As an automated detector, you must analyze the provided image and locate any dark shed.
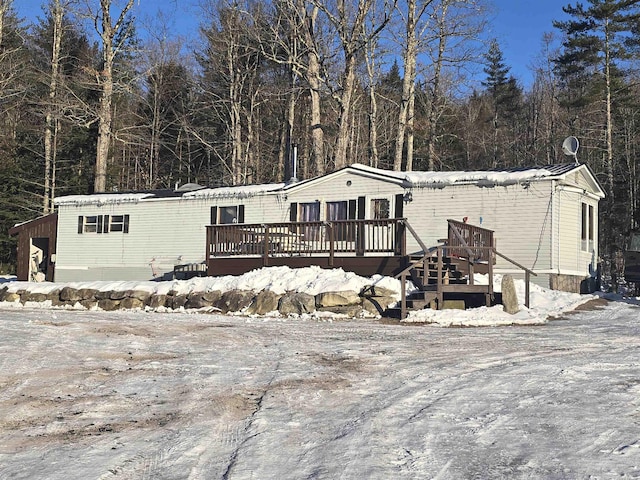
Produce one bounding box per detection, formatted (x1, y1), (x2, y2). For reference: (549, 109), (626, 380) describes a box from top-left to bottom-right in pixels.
(8, 213), (58, 282)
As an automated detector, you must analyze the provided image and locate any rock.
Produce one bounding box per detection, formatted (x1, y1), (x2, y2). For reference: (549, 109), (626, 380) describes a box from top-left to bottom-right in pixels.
(3, 292), (21, 303)
(0, 286), (8, 301)
(148, 294), (168, 309)
(22, 292), (49, 303)
(278, 292), (316, 316)
(501, 274), (519, 314)
(46, 290), (64, 306)
(171, 294), (188, 310)
(109, 291), (128, 300)
(361, 296), (396, 315)
(80, 299), (97, 309)
(360, 285), (396, 298)
(98, 299), (120, 311)
(186, 290), (221, 309)
(317, 304), (364, 318)
(59, 287), (82, 302)
(315, 291), (360, 307)
(125, 290), (152, 303)
(120, 297), (145, 310)
(216, 289), (254, 313)
(77, 288), (98, 300)
(246, 290), (281, 315)
(202, 291), (222, 304)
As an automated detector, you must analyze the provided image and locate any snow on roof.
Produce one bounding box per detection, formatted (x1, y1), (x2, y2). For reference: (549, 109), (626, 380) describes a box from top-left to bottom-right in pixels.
(350, 163), (557, 188)
(183, 183), (285, 199)
(54, 183), (285, 206)
(54, 193), (155, 206)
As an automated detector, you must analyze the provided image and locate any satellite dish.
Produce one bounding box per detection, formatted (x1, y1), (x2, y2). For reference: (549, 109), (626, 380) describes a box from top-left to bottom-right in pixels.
(562, 136), (579, 163)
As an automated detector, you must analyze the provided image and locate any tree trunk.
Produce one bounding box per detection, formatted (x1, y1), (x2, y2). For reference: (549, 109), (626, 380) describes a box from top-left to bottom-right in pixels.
(94, 0), (135, 193)
(44, 0), (64, 213)
(394, 0), (417, 171)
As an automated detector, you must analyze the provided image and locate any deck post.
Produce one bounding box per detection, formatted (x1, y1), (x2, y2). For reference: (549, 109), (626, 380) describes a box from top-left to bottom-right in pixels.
(206, 227), (211, 274)
(400, 271), (407, 320)
(328, 223), (334, 266)
(525, 271), (531, 308)
(437, 246), (443, 309)
(263, 226), (270, 266)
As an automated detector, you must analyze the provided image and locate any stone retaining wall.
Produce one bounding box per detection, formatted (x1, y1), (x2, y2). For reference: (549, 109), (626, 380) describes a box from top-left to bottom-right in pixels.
(0, 285), (398, 318)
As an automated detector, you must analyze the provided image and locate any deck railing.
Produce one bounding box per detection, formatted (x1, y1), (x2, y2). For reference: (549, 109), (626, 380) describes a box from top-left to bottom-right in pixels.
(206, 218), (406, 260)
(446, 219), (495, 263)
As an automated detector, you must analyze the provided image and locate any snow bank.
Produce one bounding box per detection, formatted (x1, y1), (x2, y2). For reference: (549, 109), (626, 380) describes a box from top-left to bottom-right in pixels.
(0, 267), (596, 326)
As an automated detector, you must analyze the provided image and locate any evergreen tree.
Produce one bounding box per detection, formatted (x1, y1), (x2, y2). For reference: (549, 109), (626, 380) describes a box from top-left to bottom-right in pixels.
(481, 39), (522, 167)
(554, 0), (640, 254)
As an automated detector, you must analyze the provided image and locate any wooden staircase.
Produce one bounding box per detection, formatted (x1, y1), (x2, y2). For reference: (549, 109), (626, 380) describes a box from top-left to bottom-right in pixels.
(386, 248), (495, 318)
(387, 219), (536, 320)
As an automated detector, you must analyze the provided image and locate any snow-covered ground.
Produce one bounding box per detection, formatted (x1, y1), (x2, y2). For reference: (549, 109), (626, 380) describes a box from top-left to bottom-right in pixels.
(1, 269), (639, 479)
(0, 266), (597, 326)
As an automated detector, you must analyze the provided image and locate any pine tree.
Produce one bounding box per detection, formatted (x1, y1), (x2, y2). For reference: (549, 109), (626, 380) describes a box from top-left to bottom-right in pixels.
(554, 0), (640, 254)
(482, 39), (522, 167)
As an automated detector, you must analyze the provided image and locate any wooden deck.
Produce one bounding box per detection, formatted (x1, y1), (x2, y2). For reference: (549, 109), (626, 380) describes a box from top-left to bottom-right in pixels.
(206, 219), (408, 277)
(206, 218), (534, 318)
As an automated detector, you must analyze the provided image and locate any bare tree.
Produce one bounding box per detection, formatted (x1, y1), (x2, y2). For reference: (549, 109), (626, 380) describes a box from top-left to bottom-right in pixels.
(43, 0), (77, 213)
(312, 0), (394, 170)
(90, 0), (135, 192)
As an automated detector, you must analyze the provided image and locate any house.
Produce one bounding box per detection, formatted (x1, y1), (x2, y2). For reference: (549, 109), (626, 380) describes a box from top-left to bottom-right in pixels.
(15, 163), (604, 293)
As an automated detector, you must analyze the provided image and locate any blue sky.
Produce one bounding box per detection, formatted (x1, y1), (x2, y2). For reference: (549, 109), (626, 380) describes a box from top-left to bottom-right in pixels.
(15, 0), (568, 89)
(490, 0), (569, 86)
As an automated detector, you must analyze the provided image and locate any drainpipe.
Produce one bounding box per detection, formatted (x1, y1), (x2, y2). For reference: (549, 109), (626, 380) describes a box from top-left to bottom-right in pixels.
(551, 180), (557, 275)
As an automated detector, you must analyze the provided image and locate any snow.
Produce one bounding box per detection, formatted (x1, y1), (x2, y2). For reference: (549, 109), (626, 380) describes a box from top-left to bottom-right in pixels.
(0, 279), (638, 478)
(350, 163), (554, 188)
(1, 267), (595, 326)
(54, 193), (155, 206)
(183, 183), (285, 199)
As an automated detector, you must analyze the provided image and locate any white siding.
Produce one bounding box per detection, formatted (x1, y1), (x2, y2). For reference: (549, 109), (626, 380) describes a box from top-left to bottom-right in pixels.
(404, 182), (554, 278)
(55, 193), (287, 281)
(54, 165), (602, 285)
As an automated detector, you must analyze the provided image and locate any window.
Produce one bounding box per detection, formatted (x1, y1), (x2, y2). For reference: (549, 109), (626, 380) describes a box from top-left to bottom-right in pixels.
(211, 205), (245, 224)
(109, 215), (126, 232)
(300, 202), (320, 222)
(371, 198), (390, 219)
(83, 215), (99, 233)
(581, 202), (594, 251)
(220, 206), (239, 224)
(326, 201), (347, 221)
(78, 215), (129, 234)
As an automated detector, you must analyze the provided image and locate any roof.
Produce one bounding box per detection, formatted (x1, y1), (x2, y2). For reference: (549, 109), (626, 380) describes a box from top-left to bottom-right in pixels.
(9, 213), (58, 236)
(348, 163), (589, 188)
(53, 163), (604, 207)
(54, 183), (285, 206)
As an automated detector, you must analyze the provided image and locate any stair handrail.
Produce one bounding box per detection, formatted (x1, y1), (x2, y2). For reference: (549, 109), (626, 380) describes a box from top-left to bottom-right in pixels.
(402, 219), (430, 253)
(447, 222), (477, 262)
(492, 248), (537, 308)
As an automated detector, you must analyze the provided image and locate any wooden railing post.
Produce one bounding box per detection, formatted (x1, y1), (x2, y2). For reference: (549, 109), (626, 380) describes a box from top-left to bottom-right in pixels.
(437, 246), (443, 309)
(401, 271), (407, 320)
(263, 225), (270, 266)
(328, 223), (334, 266)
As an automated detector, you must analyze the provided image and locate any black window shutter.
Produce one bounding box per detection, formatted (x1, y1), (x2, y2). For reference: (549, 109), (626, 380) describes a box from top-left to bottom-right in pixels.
(210, 206), (218, 225)
(78, 216), (83, 234)
(357, 196), (366, 219)
(395, 194), (404, 218)
(103, 215), (110, 233)
(289, 202), (297, 222)
(348, 199), (357, 219)
(97, 215), (103, 234)
(123, 215), (130, 234)
(238, 205), (245, 223)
